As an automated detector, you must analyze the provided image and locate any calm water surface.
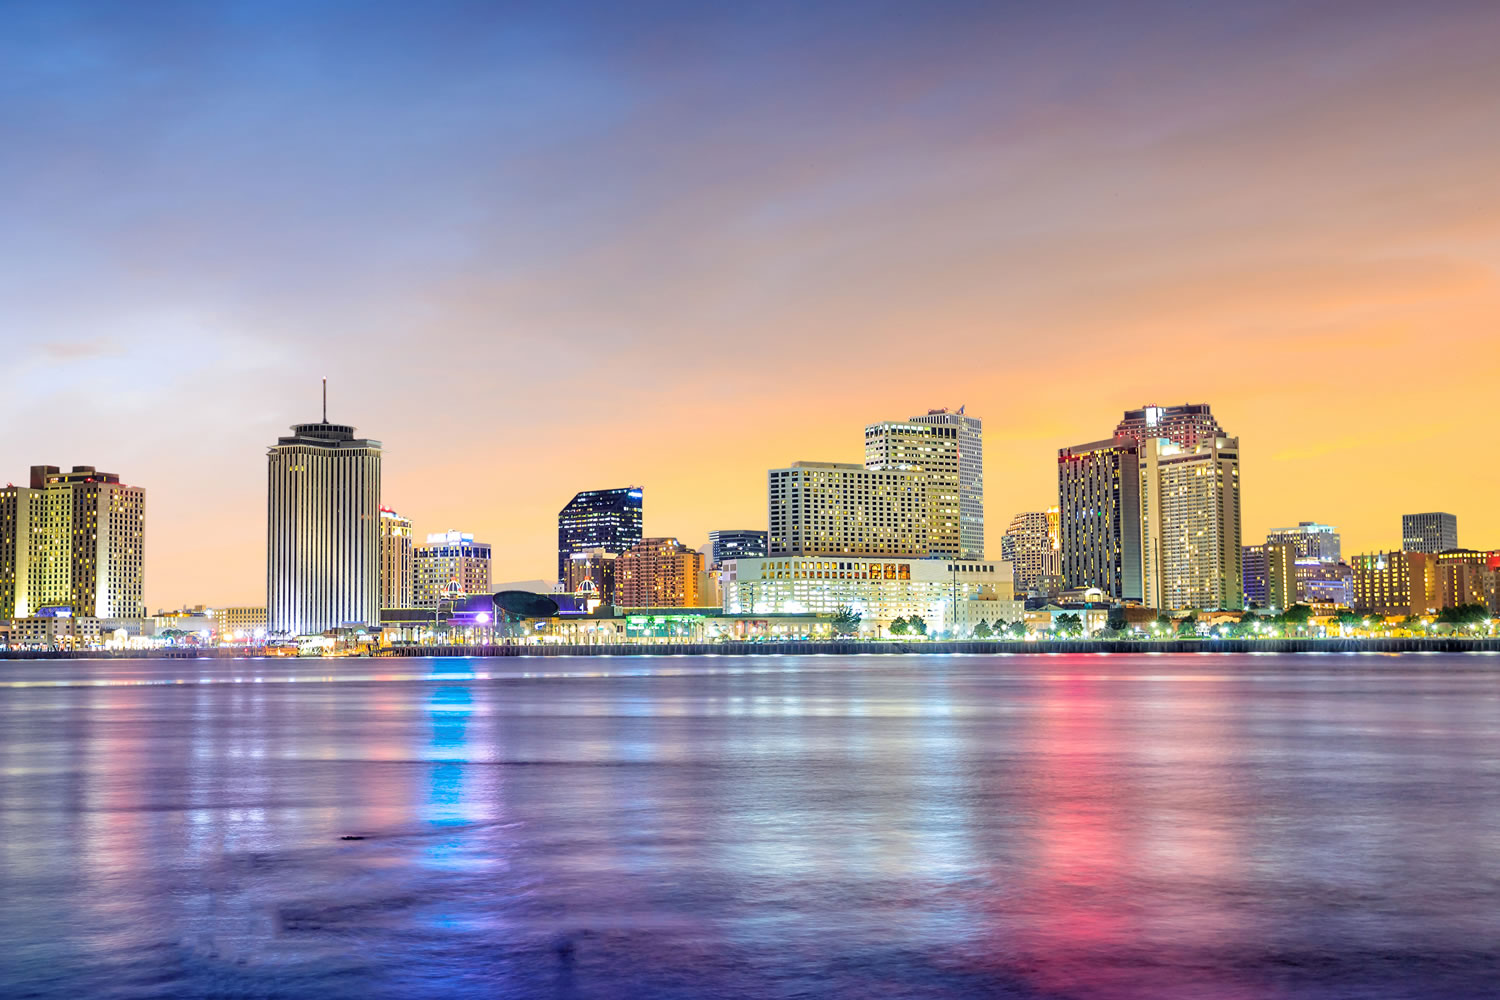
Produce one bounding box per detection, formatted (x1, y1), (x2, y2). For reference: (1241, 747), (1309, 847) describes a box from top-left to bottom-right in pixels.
(1, 653), (1497, 999)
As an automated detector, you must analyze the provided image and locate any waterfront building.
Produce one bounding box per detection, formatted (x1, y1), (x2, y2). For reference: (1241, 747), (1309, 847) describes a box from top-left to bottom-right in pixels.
(1057, 439), (1144, 602)
(1114, 403), (1224, 449)
(1350, 551), (1440, 616)
(1139, 435), (1243, 611)
(564, 548), (617, 605)
(707, 529), (768, 569)
(379, 507), (414, 608)
(0, 465), (145, 620)
(212, 606), (268, 641)
(866, 416), (969, 558)
(1435, 550), (1500, 614)
(615, 537), (704, 607)
(721, 555), (1019, 636)
(768, 462), (928, 558)
(414, 530), (492, 606)
(1296, 560), (1354, 608)
(1266, 522), (1341, 564)
(908, 408), (984, 559)
(557, 487), (643, 583)
(1402, 512), (1457, 554)
(266, 403), (381, 636)
(1001, 510), (1060, 595)
(1242, 543), (1295, 611)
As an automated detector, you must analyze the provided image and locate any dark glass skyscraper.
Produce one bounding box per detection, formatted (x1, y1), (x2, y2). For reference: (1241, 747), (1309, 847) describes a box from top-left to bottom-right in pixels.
(557, 487), (643, 582)
(707, 529), (768, 569)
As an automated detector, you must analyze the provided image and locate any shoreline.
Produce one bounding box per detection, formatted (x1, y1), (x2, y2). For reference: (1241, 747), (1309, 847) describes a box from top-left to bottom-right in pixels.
(3, 636), (1499, 659)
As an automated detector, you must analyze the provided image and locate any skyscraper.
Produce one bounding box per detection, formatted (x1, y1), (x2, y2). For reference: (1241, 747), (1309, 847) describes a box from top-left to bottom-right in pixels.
(1057, 438), (1144, 601)
(378, 507), (414, 608)
(1402, 512), (1457, 553)
(1139, 435), (1243, 611)
(615, 538), (704, 607)
(1242, 542), (1295, 611)
(266, 395), (381, 636)
(907, 408), (983, 558)
(707, 529), (768, 569)
(865, 420), (962, 558)
(0, 465), (145, 619)
(1001, 510), (1059, 594)
(413, 530), (491, 606)
(1114, 403), (1224, 449)
(557, 487), (643, 583)
(769, 462), (927, 558)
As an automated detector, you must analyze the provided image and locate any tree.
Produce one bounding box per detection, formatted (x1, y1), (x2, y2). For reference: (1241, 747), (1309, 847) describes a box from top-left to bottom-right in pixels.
(908, 616), (928, 637)
(1008, 620), (1029, 639)
(889, 616), (909, 636)
(1436, 603), (1490, 626)
(1107, 613), (1128, 632)
(1277, 604), (1313, 626)
(1176, 613), (1200, 637)
(973, 619), (993, 639)
(831, 605), (862, 636)
(1054, 612), (1083, 637)
(1154, 614), (1173, 635)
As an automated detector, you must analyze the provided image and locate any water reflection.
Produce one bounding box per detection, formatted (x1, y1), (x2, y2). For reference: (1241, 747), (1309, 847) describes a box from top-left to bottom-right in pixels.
(1, 654), (1498, 998)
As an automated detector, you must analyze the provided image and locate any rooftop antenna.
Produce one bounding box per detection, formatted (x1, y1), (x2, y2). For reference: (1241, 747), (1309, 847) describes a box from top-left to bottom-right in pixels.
(322, 377), (327, 422)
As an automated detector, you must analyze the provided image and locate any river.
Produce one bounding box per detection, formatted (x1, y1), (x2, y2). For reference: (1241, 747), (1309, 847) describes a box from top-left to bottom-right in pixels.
(1, 653), (1497, 998)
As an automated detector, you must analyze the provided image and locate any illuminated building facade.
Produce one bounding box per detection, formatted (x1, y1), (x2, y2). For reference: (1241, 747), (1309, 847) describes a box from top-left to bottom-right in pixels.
(378, 507), (414, 609)
(721, 555), (1019, 636)
(908, 408), (984, 559)
(1001, 509), (1060, 595)
(615, 537), (704, 607)
(1242, 543), (1295, 611)
(1296, 560), (1354, 608)
(1057, 439), (1144, 602)
(212, 606), (268, 640)
(1114, 402), (1224, 449)
(414, 530), (492, 607)
(1351, 551), (1439, 616)
(0, 465), (145, 619)
(865, 418), (963, 558)
(266, 414), (381, 635)
(557, 487), (643, 583)
(1265, 521), (1341, 564)
(769, 462), (928, 557)
(1435, 550), (1500, 613)
(1402, 512), (1457, 554)
(1139, 435), (1243, 611)
(707, 529), (768, 569)
(565, 548), (617, 605)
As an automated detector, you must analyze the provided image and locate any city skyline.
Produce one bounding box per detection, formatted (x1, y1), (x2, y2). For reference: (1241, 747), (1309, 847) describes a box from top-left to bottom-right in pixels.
(5, 1), (1499, 608)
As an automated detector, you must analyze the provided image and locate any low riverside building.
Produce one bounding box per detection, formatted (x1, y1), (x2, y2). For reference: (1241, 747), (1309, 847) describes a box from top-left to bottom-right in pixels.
(721, 555), (1020, 637)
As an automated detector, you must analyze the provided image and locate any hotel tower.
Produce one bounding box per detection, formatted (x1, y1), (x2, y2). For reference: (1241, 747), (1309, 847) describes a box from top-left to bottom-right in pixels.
(266, 386), (381, 635)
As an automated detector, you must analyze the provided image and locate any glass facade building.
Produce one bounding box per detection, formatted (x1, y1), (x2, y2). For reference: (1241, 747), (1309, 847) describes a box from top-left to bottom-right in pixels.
(557, 487), (644, 583)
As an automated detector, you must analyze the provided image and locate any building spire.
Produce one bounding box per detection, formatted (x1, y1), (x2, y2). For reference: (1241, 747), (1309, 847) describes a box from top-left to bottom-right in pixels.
(322, 377), (327, 422)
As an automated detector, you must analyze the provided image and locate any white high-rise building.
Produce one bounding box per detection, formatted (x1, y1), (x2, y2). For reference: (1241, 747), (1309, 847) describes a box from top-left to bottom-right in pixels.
(1139, 436), (1243, 611)
(908, 408), (983, 558)
(0, 465), (145, 619)
(266, 397), (381, 636)
(768, 462), (927, 558)
(865, 420), (962, 558)
(379, 507), (414, 608)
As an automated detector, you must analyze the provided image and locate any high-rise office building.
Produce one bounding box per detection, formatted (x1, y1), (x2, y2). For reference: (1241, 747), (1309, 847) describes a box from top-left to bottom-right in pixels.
(1114, 403), (1224, 449)
(1266, 522), (1341, 563)
(1001, 510), (1060, 594)
(1059, 406), (1242, 610)
(378, 507), (414, 608)
(1057, 439), (1144, 602)
(266, 401), (381, 636)
(707, 529), (768, 569)
(557, 487), (643, 583)
(769, 462), (927, 558)
(1242, 543), (1295, 611)
(866, 416), (970, 559)
(1402, 512), (1457, 553)
(1351, 551), (1440, 616)
(615, 537), (705, 607)
(0, 465), (145, 619)
(1139, 435), (1243, 611)
(414, 530), (492, 607)
(907, 408), (983, 558)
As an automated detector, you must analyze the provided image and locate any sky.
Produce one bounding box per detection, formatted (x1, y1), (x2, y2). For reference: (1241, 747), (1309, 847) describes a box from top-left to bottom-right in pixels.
(3, 0), (1498, 609)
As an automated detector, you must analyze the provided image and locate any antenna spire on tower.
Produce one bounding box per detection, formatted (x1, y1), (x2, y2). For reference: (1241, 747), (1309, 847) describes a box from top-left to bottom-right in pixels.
(322, 377), (327, 422)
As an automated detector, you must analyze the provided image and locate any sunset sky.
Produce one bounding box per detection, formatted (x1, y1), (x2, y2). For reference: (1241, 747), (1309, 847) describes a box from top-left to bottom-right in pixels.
(3, 0), (1498, 608)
